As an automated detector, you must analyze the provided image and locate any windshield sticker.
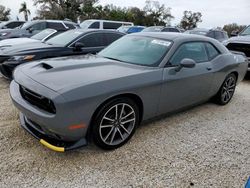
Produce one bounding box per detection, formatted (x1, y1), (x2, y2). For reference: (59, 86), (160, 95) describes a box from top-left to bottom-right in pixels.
(151, 40), (171, 47)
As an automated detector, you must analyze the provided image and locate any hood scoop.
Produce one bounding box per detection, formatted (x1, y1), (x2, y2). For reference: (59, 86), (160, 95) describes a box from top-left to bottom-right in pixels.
(40, 63), (53, 70)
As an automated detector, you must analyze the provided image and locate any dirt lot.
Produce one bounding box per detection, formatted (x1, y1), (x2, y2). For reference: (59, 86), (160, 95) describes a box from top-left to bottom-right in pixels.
(0, 75), (249, 188)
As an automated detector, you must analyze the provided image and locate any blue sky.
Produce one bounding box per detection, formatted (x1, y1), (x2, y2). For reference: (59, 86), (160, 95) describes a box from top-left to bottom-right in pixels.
(1, 0), (249, 28)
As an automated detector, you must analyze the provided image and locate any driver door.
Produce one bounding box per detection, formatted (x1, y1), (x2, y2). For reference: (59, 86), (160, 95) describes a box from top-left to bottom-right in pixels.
(158, 42), (214, 114)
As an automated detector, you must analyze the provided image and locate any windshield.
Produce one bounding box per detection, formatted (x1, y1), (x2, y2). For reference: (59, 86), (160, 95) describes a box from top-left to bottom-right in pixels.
(142, 26), (164, 32)
(80, 20), (92, 29)
(20, 21), (35, 29)
(240, 26), (250, 36)
(45, 30), (83, 46)
(117, 26), (130, 33)
(31, 29), (56, 40)
(187, 30), (208, 36)
(99, 35), (172, 66)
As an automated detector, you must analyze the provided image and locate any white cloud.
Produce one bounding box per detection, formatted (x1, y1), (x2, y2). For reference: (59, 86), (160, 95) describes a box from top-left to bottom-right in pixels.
(1, 0), (249, 28)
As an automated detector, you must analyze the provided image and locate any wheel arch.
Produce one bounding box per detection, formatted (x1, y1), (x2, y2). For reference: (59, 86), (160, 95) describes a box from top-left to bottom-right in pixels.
(229, 71), (238, 82)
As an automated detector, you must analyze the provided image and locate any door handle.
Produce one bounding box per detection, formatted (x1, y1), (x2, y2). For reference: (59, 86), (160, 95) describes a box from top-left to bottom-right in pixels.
(207, 67), (212, 71)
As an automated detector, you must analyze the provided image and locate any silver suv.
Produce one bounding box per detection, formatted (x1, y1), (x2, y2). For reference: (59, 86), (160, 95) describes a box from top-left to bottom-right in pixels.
(0, 20), (79, 40)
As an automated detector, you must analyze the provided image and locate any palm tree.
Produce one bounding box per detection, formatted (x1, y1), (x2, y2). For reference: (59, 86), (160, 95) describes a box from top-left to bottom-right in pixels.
(19, 2), (30, 21)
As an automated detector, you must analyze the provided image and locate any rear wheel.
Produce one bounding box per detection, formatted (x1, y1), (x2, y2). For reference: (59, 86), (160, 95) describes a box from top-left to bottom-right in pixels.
(214, 73), (237, 105)
(92, 98), (139, 150)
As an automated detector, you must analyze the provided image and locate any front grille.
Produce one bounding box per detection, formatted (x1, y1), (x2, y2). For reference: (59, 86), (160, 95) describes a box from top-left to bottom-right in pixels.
(20, 85), (56, 114)
(227, 43), (250, 58)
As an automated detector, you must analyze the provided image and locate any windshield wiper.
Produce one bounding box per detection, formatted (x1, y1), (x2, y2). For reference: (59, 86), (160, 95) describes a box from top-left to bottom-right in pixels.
(103, 56), (123, 62)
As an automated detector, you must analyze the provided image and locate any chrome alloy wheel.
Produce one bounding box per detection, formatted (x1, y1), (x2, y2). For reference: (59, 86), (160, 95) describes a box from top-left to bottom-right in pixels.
(99, 103), (136, 146)
(221, 76), (236, 103)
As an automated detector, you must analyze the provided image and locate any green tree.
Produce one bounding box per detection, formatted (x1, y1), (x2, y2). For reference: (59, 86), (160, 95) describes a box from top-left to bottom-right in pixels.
(0, 5), (11, 21)
(223, 23), (246, 36)
(34, 0), (84, 22)
(19, 2), (31, 21)
(143, 0), (174, 26)
(179, 10), (202, 30)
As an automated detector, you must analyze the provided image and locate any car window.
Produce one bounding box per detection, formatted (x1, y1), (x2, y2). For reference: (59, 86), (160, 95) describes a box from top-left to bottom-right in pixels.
(162, 28), (179, 32)
(78, 33), (105, 47)
(29, 22), (47, 31)
(99, 35), (172, 66)
(31, 29), (57, 40)
(206, 43), (220, 60)
(89, 22), (100, 29)
(64, 23), (76, 29)
(207, 31), (215, 38)
(103, 22), (122, 29)
(46, 30), (83, 46)
(47, 22), (65, 30)
(214, 31), (224, 39)
(104, 33), (123, 46)
(6, 22), (21, 29)
(170, 42), (209, 65)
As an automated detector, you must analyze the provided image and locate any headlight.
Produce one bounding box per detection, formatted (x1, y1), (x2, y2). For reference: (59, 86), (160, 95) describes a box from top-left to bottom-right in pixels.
(0, 32), (10, 36)
(8, 55), (35, 62)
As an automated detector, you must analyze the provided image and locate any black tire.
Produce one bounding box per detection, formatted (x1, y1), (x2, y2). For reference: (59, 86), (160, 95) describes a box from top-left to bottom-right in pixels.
(92, 97), (139, 150)
(214, 73), (237, 105)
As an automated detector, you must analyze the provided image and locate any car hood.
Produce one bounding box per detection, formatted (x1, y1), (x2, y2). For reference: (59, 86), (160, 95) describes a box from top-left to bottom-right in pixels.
(227, 36), (250, 44)
(0, 42), (62, 55)
(16, 55), (150, 92)
(0, 38), (39, 48)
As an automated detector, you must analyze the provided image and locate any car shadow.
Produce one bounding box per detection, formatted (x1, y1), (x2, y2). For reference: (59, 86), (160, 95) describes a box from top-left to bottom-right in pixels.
(244, 72), (250, 80)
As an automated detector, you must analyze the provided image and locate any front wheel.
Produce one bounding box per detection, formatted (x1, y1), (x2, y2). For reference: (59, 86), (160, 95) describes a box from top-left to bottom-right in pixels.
(214, 73), (237, 105)
(92, 98), (139, 150)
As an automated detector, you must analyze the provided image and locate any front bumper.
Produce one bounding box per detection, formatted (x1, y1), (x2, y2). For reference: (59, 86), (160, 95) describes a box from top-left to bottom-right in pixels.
(20, 113), (87, 152)
(10, 79), (89, 152)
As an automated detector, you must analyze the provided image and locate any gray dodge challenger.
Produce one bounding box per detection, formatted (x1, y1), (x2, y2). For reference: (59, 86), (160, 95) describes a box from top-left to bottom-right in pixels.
(10, 33), (248, 152)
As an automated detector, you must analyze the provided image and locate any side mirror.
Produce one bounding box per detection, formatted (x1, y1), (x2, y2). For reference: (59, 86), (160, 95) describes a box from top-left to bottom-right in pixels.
(230, 31), (238, 37)
(74, 42), (85, 51)
(175, 58), (196, 72)
(27, 27), (34, 33)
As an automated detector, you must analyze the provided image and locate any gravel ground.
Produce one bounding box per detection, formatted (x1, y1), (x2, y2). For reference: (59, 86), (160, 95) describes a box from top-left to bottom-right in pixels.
(0, 75), (249, 188)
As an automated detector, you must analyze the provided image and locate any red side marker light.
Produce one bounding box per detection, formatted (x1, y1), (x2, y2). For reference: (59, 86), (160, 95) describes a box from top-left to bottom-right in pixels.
(68, 124), (86, 130)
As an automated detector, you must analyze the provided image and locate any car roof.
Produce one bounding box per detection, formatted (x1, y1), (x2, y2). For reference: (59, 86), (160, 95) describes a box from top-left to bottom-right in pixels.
(65, 29), (125, 34)
(132, 32), (209, 41)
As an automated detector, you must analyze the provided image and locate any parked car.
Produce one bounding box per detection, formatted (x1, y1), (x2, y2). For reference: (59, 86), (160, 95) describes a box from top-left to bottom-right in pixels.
(0, 20), (79, 40)
(0, 29), (125, 79)
(117, 26), (146, 34)
(10, 33), (248, 152)
(185, 28), (229, 42)
(0, 21), (25, 29)
(223, 25), (250, 70)
(142, 26), (182, 33)
(0, 29), (62, 48)
(80, 19), (133, 30)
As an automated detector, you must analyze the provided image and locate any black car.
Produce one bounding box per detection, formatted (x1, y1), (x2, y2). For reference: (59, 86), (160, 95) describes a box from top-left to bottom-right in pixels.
(0, 21), (25, 29)
(223, 25), (250, 71)
(0, 20), (79, 40)
(185, 28), (229, 42)
(0, 29), (125, 79)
